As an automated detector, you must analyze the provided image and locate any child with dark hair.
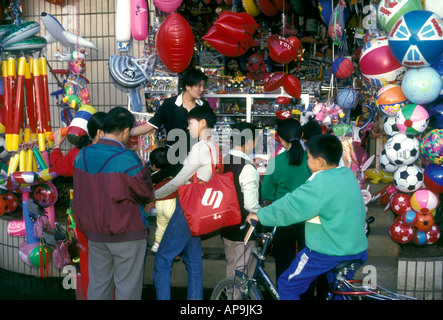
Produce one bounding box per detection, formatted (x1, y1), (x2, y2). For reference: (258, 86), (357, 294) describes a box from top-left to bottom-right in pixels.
(302, 120), (323, 142)
(261, 118), (312, 286)
(220, 122), (260, 278)
(149, 147), (183, 253)
(247, 134), (368, 300)
(153, 105), (221, 300)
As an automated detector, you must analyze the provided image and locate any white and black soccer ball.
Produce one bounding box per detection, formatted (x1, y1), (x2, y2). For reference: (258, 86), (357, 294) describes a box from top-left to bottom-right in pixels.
(380, 147), (398, 173)
(383, 116), (399, 138)
(393, 164), (424, 193)
(384, 133), (419, 166)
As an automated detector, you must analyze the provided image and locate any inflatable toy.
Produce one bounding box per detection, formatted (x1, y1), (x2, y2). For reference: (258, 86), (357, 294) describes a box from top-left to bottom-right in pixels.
(153, 0), (182, 13)
(411, 229), (427, 245)
(359, 36), (407, 88)
(256, 0), (279, 17)
(377, 0), (423, 33)
(385, 133), (420, 165)
(283, 75), (301, 99)
(264, 72), (286, 92)
(423, 0), (443, 18)
(420, 129), (443, 165)
(109, 54), (155, 88)
(411, 189), (439, 213)
(156, 13), (194, 73)
(415, 212), (434, 232)
(203, 25), (256, 57)
(336, 88), (358, 110)
(67, 104), (97, 145)
(273, 0), (291, 12)
(401, 67), (442, 105)
(267, 35), (296, 64)
(242, 0), (261, 17)
(2, 36), (47, 53)
(401, 210), (418, 227)
(0, 21), (40, 47)
(390, 192), (412, 215)
(115, 0), (131, 50)
(364, 168), (394, 184)
(380, 147), (398, 173)
(214, 12), (259, 42)
(390, 219), (414, 243)
(41, 12), (98, 51)
(388, 10), (443, 68)
(331, 57), (353, 79)
(425, 225), (441, 244)
(426, 100), (443, 129)
(317, 0), (351, 26)
(34, 183), (58, 207)
(376, 84), (408, 116)
(131, 0), (149, 41)
(424, 164), (443, 194)
(393, 164), (424, 193)
(395, 103), (429, 135)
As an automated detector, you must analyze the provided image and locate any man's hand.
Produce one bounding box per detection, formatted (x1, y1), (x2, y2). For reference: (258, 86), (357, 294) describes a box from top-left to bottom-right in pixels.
(246, 212), (259, 225)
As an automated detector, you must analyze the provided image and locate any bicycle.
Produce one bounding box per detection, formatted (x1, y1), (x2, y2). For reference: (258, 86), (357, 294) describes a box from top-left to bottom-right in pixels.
(211, 217), (418, 300)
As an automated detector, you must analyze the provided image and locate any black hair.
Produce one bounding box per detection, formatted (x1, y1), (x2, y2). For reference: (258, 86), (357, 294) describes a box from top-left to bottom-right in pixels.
(187, 105), (217, 129)
(150, 147), (170, 169)
(231, 122), (258, 147)
(103, 107), (135, 134)
(305, 134), (343, 166)
(276, 118), (304, 166)
(75, 111), (107, 149)
(302, 120), (322, 141)
(181, 68), (208, 91)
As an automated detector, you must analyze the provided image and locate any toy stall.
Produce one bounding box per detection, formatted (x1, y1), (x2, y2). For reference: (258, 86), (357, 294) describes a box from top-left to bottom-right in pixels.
(0, 0), (442, 282)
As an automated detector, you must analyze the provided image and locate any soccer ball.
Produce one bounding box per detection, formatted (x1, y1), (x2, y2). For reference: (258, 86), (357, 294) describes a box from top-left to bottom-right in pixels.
(393, 164), (424, 193)
(380, 147), (398, 173)
(415, 212), (434, 232)
(384, 133), (420, 165)
(425, 225), (441, 245)
(383, 116), (400, 138)
(390, 193), (412, 215)
(389, 220), (414, 244)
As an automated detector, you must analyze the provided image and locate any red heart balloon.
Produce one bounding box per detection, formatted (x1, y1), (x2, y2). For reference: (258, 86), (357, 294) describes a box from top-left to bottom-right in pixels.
(284, 75), (301, 98)
(264, 72), (286, 91)
(276, 109), (292, 119)
(156, 13), (194, 73)
(267, 35), (296, 64)
(276, 96), (291, 105)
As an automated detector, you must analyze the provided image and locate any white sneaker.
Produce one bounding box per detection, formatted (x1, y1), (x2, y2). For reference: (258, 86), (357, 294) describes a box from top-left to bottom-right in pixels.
(151, 241), (160, 253)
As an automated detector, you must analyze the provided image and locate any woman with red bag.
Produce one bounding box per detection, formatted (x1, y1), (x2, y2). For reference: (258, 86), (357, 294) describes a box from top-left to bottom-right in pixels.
(152, 105), (220, 300)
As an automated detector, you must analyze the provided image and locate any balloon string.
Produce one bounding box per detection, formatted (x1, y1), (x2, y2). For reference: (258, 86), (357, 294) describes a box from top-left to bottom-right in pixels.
(76, 0), (79, 53)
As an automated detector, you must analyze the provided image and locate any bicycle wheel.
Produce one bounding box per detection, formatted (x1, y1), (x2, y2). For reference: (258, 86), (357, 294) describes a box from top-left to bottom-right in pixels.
(211, 276), (263, 300)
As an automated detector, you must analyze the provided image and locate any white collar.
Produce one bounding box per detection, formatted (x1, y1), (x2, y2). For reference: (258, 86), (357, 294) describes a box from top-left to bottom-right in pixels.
(175, 92), (204, 107)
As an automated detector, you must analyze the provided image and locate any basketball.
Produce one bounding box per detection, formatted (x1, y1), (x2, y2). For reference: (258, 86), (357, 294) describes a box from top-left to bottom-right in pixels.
(377, 0), (423, 33)
(331, 57), (353, 79)
(359, 36), (407, 88)
(388, 10), (443, 68)
(376, 84), (409, 116)
(401, 67), (442, 104)
(336, 88), (358, 110)
(395, 103), (429, 135)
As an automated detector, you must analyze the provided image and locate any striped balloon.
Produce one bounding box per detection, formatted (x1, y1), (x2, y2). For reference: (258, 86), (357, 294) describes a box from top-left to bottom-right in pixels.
(67, 104), (97, 145)
(395, 103), (429, 135)
(410, 189), (439, 213)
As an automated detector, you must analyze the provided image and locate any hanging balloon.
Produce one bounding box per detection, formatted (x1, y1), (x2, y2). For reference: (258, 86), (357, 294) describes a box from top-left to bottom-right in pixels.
(283, 75), (301, 99)
(317, 0), (352, 25)
(377, 0), (423, 33)
(376, 84), (409, 116)
(401, 67), (442, 105)
(264, 72), (286, 92)
(242, 0), (261, 17)
(203, 25), (256, 57)
(156, 13), (194, 73)
(255, 0), (279, 17)
(153, 0), (183, 13)
(213, 12), (259, 42)
(273, 0), (291, 12)
(331, 57), (353, 79)
(267, 35), (297, 64)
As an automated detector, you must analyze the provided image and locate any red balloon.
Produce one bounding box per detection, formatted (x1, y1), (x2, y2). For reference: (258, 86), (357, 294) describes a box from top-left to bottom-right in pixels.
(214, 12), (259, 42)
(267, 35), (296, 64)
(276, 96), (291, 105)
(203, 25), (257, 57)
(284, 75), (301, 99)
(287, 36), (303, 59)
(153, 0), (183, 13)
(255, 0), (279, 17)
(156, 13), (194, 74)
(264, 72), (286, 92)
(273, 0), (291, 12)
(390, 193), (412, 215)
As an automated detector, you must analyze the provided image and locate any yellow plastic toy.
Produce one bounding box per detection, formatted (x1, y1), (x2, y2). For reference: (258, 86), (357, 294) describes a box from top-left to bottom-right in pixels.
(364, 168), (394, 184)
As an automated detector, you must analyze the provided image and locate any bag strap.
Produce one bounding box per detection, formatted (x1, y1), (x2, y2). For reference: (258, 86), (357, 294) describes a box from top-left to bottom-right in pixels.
(191, 142), (218, 183)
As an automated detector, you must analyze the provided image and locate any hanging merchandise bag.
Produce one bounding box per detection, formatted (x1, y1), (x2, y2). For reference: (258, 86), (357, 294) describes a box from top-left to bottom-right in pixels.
(328, 1), (346, 45)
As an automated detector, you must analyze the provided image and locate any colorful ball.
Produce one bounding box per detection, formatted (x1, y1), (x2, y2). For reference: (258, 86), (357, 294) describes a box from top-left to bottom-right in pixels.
(420, 129), (443, 165)
(331, 57), (353, 79)
(380, 147), (399, 173)
(388, 10), (443, 68)
(389, 220), (414, 243)
(412, 230), (428, 245)
(390, 193), (412, 215)
(385, 133), (420, 165)
(28, 244), (52, 268)
(336, 88), (358, 110)
(376, 84), (409, 116)
(424, 163), (443, 193)
(359, 36), (407, 88)
(395, 104), (430, 135)
(426, 101), (443, 129)
(377, 0), (423, 33)
(3, 193), (18, 213)
(383, 116), (400, 138)
(410, 189), (439, 213)
(33, 183), (58, 207)
(415, 212), (434, 232)
(400, 210), (418, 226)
(328, 23), (343, 41)
(393, 164), (424, 193)
(401, 67), (442, 104)
(0, 196), (7, 216)
(425, 225), (441, 244)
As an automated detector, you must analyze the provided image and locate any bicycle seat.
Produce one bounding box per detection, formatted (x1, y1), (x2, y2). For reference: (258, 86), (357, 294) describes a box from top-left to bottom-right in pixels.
(331, 259), (363, 273)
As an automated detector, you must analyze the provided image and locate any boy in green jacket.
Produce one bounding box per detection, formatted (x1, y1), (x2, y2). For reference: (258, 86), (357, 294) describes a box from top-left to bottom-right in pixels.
(246, 134), (368, 300)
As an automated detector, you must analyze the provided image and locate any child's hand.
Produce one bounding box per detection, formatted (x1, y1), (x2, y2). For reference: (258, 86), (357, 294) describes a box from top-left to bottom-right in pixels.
(246, 213), (259, 225)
